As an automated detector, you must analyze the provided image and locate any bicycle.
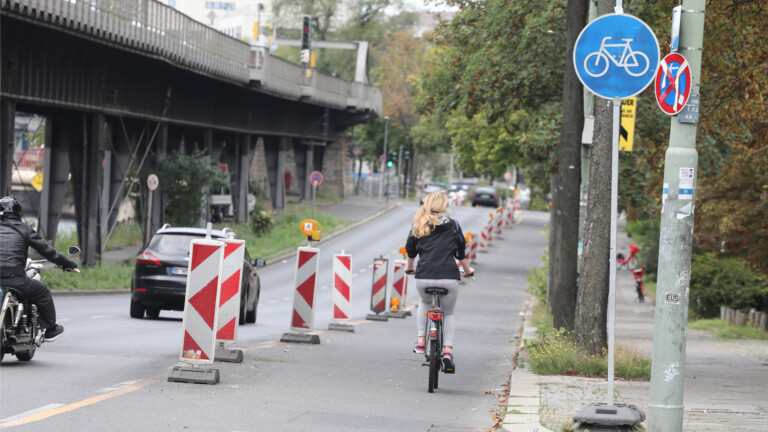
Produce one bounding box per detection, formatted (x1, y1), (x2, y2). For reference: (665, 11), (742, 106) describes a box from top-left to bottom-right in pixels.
(407, 269), (474, 393)
(616, 244), (640, 270)
(584, 36), (650, 78)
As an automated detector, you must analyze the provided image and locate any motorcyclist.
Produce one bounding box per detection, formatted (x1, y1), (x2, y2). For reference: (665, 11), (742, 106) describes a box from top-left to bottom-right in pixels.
(0, 196), (77, 342)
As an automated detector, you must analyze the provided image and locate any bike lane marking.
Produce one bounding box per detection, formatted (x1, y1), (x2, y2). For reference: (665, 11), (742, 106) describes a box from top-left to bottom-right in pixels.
(0, 379), (155, 429)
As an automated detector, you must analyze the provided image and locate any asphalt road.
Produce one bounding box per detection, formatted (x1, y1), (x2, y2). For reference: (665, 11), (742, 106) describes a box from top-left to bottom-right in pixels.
(0, 204), (549, 431)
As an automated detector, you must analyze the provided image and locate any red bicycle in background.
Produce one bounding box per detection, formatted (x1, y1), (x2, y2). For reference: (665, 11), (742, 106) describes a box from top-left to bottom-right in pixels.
(617, 244), (640, 269)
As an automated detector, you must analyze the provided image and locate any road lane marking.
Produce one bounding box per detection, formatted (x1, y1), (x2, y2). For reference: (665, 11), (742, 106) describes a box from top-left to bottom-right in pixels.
(95, 380), (142, 393)
(0, 404), (65, 423)
(281, 296), (291, 301)
(0, 379), (155, 428)
(268, 299), (278, 304)
(90, 315), (114, 319)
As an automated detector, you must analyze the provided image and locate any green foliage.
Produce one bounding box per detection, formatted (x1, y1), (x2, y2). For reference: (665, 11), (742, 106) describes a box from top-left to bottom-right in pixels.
(158, 149), (228, 227)
(315, 185), (341, 203)
(689, 252), (768, 319)
(626, 219), (660, 278)
(526, 252), (549, 304)
(688, 318), (768, 340)
(525, 317), (650, 379)
(46, 262), (133, 291)
(249, 211), (275, 237)
(219, 206), (351, 260)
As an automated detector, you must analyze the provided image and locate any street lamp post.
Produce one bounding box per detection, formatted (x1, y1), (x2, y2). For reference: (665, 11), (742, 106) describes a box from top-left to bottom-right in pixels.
(383, 116), (390, 203)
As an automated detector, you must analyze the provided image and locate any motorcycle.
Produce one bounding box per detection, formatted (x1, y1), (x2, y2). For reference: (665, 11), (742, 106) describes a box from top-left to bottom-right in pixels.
(0, 246), (80, 362)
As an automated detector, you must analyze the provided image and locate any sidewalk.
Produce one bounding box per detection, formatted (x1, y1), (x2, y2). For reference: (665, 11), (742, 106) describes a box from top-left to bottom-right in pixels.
(504, 218), (768, 432)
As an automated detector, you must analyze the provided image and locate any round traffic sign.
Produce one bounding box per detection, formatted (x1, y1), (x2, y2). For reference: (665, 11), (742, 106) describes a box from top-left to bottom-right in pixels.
(309, 171), (323, 186)
(379, 154), (387, 163)
(574, 14), (660, 99)
(351, 145), (361, 156)
(503, 172), (512, 181)
(654, 52), (692, 115)
(147, 174), (159, 191)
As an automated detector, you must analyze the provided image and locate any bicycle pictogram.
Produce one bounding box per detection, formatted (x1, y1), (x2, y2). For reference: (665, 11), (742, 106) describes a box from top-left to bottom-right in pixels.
(584, 37), (650, 78)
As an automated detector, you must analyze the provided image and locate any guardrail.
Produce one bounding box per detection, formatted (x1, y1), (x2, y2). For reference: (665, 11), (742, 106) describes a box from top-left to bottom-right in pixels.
(3, 0), (381, 114)
(13, 149), (44, 169)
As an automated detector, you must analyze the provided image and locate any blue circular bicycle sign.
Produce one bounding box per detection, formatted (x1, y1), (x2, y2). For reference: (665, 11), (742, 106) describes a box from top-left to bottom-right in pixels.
(574, 14), (659, 99)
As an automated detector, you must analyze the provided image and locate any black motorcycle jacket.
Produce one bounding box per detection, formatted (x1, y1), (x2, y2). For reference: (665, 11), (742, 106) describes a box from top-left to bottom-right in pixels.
(405, 217), (466, 280)
(0, 219), (75, 277)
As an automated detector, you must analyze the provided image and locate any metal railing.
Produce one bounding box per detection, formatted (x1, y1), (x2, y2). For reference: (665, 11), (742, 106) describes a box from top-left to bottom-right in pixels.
(4, 0), (381, 114)
(13, 149), (44, 169)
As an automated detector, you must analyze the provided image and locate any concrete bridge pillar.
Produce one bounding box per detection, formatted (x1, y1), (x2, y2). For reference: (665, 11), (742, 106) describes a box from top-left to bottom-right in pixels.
(293, 141), (315, 203)
(39, 114), (72, 244)
(0, 100), (15, 197)
(233, 133), (255, 224)
(69, 113), (104, 266)
(265, 136), (286, 212)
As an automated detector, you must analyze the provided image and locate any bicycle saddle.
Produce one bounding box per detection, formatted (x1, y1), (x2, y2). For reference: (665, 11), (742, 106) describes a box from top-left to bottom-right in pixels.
(424, 287), (449, 295)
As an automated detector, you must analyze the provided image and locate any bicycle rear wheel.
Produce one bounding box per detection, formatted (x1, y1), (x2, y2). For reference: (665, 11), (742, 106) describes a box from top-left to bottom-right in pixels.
(428, 339), (439, 393)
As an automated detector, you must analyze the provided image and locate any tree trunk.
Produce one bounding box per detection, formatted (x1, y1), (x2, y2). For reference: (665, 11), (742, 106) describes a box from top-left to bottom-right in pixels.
(548, 0), (589, 331)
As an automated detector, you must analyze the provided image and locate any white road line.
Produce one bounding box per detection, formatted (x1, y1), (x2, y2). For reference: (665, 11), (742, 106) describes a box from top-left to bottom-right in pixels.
(96, 380), (142, 393)
(281, 296), (291, 301)
(1, 404), (65, 423)
(268, 299), (278, 304)
(90, 315), (114, 319)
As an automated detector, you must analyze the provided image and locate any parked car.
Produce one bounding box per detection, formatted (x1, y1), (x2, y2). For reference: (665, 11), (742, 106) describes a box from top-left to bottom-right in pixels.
(419, 182), (448, 205)
(471, 186), (500, 208)
(130, 225), (265, 324)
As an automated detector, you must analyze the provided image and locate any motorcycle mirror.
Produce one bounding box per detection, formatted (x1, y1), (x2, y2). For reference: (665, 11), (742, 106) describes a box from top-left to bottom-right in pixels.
(252, 258), (266, 267)
(67, 246), (81, 257)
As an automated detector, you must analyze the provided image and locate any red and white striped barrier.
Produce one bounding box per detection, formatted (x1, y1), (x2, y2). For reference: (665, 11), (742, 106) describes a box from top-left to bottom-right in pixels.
(479, 223), (488, 250)
(469, 233), (478, 262)
(390, 260), (406, 308)
(486, 219), (494, 243)
(290, 247), (320, 332)
(216, 239), (245, 347)
(331, 253), (352, 323)
(366, 257), (388, 320)
(179, 239), (225, 364)
(495, 209), (504, 236)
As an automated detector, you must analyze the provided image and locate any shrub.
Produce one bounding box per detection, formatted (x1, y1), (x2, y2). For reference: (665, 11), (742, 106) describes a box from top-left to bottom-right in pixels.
(689, 252), (768, 318)
(526, 252), (548, 304)
(249, 210), (274, 237)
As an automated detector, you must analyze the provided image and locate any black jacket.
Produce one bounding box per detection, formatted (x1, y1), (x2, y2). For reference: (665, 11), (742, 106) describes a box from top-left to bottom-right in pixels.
(405, 217), (466, 280)
(0, 218), (75, 277)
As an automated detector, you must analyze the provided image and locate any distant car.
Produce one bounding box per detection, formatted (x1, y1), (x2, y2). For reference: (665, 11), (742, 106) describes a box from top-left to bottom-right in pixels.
(471, 186), (500, 208)
(419, 183), (448, 205)
(130, 225), (265, 323)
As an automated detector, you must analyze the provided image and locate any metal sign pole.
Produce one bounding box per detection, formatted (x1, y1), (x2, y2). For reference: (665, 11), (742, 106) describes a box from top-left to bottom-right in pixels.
(607, 96), (620, 405)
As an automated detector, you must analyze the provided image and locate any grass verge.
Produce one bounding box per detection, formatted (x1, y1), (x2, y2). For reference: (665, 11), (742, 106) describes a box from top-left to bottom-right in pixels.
(525, 315), (651, 379)
(220, 204), (352, 259)
(46, 262), (134, 291)
(688, 318), (768, 340)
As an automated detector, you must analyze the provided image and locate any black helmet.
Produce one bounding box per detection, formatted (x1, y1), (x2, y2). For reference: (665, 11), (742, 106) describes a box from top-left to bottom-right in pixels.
(0, 196), (22, 220)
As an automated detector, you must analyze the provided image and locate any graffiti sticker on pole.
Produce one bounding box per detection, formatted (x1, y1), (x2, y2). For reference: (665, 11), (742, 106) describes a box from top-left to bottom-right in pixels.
(655, 53), (693, 115)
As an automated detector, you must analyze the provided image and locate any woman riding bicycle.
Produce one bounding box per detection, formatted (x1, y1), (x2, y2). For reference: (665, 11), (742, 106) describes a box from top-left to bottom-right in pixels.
(405, 192), (474, 373)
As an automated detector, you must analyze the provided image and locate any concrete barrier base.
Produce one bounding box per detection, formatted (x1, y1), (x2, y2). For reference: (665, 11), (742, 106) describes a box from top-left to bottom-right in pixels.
(214, 347), (244, 363)
(328, 322), (355, 332)
(280, 332), (320, 344)
(168, 365), (220, 385)
(366, 313), (389, 321)
(386, 310), (408, 319)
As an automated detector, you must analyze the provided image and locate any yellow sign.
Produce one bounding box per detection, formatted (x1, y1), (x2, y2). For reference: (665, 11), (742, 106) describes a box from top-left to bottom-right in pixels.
(30, 172), (43, 192)
(252, 21), (259, 39)
(300, 219), (322, 241)
(620, 97), (637, 151)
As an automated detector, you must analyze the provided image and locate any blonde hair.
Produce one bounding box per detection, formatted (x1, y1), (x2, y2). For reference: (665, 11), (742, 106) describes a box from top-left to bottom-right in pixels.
(412, 192), (449, 238)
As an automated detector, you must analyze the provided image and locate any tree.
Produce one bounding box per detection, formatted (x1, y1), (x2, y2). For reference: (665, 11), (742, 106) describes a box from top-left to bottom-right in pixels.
(548, 0), (588, 332)
(158, 149), (228, 227)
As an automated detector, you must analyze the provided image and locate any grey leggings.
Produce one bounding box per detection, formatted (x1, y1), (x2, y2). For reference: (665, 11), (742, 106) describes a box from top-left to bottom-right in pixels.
(416, 278), (459, 347)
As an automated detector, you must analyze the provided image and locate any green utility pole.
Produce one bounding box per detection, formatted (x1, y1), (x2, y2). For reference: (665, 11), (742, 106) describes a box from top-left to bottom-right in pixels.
(647, 2), (705, 431)
(577, 0), (597, 273)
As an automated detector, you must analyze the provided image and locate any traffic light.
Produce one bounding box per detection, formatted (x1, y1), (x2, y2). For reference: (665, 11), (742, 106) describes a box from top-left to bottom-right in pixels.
(301, 16), (311, 51)
(300, 16), (311, 64)
(403, 150), (410, 161)
(386, 151), (396, 168)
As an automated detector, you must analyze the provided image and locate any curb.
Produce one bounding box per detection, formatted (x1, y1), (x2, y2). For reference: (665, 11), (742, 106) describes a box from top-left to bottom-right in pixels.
(501, 296), (553, 432)
(263, 201), (401, 266)
(52, 289), (131, 297)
